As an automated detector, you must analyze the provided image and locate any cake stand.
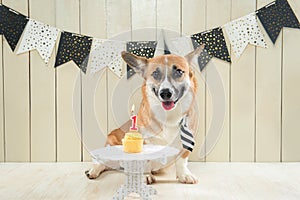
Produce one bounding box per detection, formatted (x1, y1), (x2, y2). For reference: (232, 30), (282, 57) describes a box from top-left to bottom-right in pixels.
(91, 144), (179, 200)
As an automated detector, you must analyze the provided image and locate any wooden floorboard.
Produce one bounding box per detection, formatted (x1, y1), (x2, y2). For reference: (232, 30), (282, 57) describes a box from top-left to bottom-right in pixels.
(0, 162), (300, 200)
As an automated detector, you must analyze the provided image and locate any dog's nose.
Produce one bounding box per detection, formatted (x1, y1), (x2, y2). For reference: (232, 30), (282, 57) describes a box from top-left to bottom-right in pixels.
(160, 89), (172, 100)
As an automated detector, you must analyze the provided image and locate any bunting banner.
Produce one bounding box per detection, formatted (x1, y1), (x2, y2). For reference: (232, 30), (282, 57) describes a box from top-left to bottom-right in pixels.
(154, 30), (174, 56)
(161, 31), (171, 55)
(16, 19), (60, 64)
(88, 38), (125, 77)
(0, 5), (28, 51)
(0, 1), (300, 77)
(257, 0), (300, 44)
(126, 41), (157, 79)
(55, 31), (92, 73)
(191, 27), (231, 70)
(171, 36), (194, 56)
(224, 13), (267, 57)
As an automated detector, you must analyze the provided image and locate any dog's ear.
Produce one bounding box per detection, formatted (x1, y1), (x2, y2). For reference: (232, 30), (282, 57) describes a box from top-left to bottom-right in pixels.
(184, 44), (205, 68)
(121, 51), (148, 77)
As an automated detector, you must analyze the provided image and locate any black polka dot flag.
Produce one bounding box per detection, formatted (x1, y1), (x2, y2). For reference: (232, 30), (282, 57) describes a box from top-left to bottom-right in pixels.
(257, 0), (300, 44)
(0, 5), (29, 51)
(126, 41), (157, 79)
(191, 27), (231, 71)
(55, 31), (92, 73)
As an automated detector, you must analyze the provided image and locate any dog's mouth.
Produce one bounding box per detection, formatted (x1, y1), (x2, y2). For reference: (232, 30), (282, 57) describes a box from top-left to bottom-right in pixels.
(162, 98), (180, 111)
(162, 101), (175, 110)
(152, 87), (184, 111)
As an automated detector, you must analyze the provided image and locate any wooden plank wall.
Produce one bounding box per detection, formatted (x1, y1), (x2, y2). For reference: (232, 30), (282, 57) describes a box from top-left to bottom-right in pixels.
(0, 0), (300, 162)
(230, 1), (256, 162)
(0, 0), (3, 162)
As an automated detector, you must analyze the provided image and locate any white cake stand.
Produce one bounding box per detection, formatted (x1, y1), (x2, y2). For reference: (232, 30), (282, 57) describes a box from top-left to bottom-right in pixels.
(91, 144), (179, 200)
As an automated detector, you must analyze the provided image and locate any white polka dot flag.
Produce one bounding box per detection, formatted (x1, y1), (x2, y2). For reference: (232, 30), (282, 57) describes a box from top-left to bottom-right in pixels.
(224, 13), (267, 58)
(16, 19), (60, 64)
(88, 38), (125, 77)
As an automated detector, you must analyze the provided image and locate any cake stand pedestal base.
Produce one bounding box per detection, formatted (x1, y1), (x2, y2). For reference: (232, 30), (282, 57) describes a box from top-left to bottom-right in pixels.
(112, 160), (157, 200)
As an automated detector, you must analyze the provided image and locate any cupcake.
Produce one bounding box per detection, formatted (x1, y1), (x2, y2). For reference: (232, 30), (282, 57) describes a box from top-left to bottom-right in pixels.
(122, 131), (143, 153)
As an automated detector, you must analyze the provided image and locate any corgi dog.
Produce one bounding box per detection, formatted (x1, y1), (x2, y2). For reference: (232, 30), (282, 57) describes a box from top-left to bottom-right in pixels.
(86, 44), (205, 184)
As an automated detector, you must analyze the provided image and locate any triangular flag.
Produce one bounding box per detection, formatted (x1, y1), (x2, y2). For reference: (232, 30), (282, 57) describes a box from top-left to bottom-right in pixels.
(55, 31), (92, 73)
(224, 13), (267, 57)
(171, 36), (194, 56)
(154, 29), (175, 56)
(0, 5), (29, 51)
(108, 56), (123, 77)
(126, 41), (157, 79)
(191, 27), (231, 70)
(161, 30), (171, 55)
(88, 38), (125, 77)
(257, 0), (300, 44)
(16, 19), (60, 64)
(164, 39), (171, 55)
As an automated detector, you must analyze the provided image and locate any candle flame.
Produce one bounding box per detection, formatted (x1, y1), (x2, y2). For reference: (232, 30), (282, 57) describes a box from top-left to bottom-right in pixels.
(131, 104), (135, 115)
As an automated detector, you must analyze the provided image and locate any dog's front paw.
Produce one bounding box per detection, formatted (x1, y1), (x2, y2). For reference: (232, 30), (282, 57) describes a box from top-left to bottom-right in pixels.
(177, 173), (198, 184)
(85, 164), (106, 179)
(85, 168), (101, 179)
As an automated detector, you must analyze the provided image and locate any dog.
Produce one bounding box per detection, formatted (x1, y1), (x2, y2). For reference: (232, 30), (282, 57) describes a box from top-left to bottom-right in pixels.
(85, 44), (205, 184)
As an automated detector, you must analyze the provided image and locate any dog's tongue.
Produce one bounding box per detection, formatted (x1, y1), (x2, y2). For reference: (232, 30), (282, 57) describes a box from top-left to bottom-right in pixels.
(162, 101), (175, 110)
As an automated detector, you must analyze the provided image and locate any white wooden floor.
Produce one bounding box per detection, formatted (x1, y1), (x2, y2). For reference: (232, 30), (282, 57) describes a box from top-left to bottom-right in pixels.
(0, 162), (300, 200)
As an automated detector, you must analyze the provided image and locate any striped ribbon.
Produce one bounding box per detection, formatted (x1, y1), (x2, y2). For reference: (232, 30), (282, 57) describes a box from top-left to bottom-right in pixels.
(179, 116), (195, 152)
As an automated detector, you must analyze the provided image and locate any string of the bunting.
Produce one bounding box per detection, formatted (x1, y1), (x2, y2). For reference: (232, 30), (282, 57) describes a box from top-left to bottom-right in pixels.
(0, 0), (300, 77)
(0, 5), (29, 51)
(55, 31), (92, 73)
(256, 0), (300, 44)
(126, 41), (157, 79)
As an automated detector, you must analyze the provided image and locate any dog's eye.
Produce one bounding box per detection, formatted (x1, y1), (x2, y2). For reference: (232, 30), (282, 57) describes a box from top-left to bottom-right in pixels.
(151, 69), (161, 80)
(172, 66), (184, 79)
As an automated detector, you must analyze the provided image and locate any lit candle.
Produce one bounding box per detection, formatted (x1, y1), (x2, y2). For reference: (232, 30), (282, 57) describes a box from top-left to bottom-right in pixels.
(130, 104), (138, 131)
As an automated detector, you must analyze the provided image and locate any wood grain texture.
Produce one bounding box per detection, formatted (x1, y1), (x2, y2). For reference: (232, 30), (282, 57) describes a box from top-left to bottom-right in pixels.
(157, 0), (180, 32)
(0, 29), (3, 162)
(1, 162), (300, 199)
(0, 0), (3, 162)
(205, 0), (231, 162)
(156, 0), (180, 55)
(281, 0), (300, 162)
(255, 0), (282, 162)
(181, 0), (206, 161)
(0, 0), (300, 162)
(55, 0), (81, 161)
(3, 0), (30, 162)
(230, 0), (256, 162)
(131, 0), (156, 40)
(29, 0), (56, 162)
(130, 0), (156, 117)
(282, 28), (300, 162)
(80, 0), (107, 162)
(106, 0), (131, 135)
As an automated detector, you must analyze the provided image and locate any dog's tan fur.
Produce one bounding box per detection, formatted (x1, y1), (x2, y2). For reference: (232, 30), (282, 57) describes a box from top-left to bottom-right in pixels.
(86, 45), (205, 184)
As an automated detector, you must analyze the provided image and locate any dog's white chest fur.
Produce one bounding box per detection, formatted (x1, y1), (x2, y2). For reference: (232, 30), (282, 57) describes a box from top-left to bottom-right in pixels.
(144, 125), (181, 148)
(143, 104), (183, 147)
